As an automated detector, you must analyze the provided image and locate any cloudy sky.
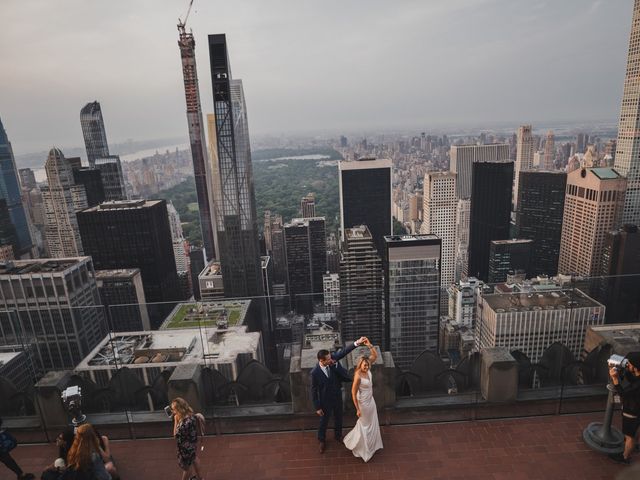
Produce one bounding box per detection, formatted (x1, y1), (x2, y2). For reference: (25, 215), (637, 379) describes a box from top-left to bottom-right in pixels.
(0, 0), (633, 152)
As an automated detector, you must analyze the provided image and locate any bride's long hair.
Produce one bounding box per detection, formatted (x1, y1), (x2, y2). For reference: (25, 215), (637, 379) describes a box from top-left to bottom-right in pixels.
(355, 355), (371, 373)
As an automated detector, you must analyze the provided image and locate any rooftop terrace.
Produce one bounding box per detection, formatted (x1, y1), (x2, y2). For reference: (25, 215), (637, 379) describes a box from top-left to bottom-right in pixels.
(11, 413), (630, 479)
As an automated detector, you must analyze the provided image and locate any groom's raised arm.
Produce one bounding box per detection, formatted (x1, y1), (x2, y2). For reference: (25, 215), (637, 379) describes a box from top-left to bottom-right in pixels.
(331, 338), (363, 362)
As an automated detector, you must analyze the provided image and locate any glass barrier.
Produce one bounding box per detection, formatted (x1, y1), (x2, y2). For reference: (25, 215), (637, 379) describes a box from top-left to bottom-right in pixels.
(5, 272), (639, 441)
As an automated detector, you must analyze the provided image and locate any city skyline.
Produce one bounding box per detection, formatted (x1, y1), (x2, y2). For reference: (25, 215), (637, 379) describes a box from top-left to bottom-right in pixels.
(0, 0), (633, 152)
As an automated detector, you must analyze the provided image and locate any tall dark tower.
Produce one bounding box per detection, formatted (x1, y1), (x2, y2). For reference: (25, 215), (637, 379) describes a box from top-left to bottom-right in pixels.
(339, 158), (392, 256)
(178, 22), (217, 261)
(467, 161), (514, 281)
(516, 171), (567, 277)
(207, 34), (263, 299)
(80, 102), (110, 167)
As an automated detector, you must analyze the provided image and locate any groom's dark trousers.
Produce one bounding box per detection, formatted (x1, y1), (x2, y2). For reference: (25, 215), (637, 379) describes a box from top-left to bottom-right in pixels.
(310, 342), (356, 441)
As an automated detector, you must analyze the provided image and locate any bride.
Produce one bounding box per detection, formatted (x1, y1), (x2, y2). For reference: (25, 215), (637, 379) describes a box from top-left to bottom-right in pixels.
(343, 338), (383, 462)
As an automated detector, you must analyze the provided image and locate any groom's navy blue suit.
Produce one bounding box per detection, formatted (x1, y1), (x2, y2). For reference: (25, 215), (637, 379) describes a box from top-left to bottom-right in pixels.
(310, 342), (357, 442)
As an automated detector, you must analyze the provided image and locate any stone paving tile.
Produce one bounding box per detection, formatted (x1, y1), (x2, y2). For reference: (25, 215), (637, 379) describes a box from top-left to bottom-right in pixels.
(4, 413), (632, 480)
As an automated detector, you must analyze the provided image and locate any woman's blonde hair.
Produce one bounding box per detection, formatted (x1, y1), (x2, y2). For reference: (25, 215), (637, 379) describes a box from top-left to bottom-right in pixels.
(67, 423), (100, 472)
(355, 355), (371, 373)
(171, 397), (194, 422)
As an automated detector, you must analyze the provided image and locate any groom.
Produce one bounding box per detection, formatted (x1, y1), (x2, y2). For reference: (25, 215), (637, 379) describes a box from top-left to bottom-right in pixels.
(311, 336), (367, 453)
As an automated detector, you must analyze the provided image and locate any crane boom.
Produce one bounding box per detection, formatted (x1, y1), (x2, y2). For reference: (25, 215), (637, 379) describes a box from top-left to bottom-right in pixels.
(178, 0), (195, 32)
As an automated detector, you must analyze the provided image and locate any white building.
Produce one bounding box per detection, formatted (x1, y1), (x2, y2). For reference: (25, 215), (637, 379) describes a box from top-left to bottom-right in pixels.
(449, 144), (510, 199)
(514, 125), (534, 211)
(421, 171), (456, 287)
(476, 287), (605, 362)
(323, 272), (340, 313)
(447, 277), (483, 329)
(455, 199), (470, 282)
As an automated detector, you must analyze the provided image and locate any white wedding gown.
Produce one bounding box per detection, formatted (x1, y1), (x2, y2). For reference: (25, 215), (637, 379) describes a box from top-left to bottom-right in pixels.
(343, 371), (383, 462)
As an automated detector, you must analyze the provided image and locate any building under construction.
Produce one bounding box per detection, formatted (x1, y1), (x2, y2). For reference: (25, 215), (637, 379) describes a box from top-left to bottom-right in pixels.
(177, 12), (217, 261)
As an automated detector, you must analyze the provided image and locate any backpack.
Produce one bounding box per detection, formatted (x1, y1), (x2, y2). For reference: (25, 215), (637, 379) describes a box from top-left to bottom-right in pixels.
(194, 413), (206, 438)
(0, 429), (17, 453)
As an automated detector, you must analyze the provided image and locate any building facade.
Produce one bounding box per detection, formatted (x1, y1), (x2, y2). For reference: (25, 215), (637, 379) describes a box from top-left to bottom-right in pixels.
(0, 117), (33, 257)
(77, 199), (180, 328)
(614, 0), (640, 225)
(80, 101), (110, 167)
(476, 287), (605, 363)
(558, 167), (627, 277)
(96, 268), (150, 332)
(467, 161), (514, 281)
(340, 226), (384, 347)
(384, 234), (441, 370)
(207, 34), (263, 299)
(514, 125), (534, 210)
(339, 158), (392, 256)
(94, 156), (126, 201)
(421, 171), (456, 287)
(487, 239), (533, 284)
(449, 144), (510, 200)
(300, 193), (316, 218)
(0, 258), (106, 371)
(178, 24), (217, 261)
(41, 148), (87, 258)
(516, 171), (567, 277)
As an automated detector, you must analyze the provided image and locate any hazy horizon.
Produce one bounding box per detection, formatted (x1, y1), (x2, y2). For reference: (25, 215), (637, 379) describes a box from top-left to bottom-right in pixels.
(0, 0), (632, 153)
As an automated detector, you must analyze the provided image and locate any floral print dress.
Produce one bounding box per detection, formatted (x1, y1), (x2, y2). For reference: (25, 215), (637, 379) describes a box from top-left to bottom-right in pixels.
(176, 415), (198, 470)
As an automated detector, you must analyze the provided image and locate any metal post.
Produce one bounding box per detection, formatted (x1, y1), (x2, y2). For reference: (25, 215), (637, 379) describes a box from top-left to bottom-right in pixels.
(583, 383), (625, 454)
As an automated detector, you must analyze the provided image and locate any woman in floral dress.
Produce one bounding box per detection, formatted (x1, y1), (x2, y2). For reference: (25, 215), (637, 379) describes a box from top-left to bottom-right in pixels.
(172, 397), (203, 480)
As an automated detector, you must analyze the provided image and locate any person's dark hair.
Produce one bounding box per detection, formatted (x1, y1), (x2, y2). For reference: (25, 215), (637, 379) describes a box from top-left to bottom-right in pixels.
(317, 349), (330, 360)
(626, 351), (640, 369)
(59, 426), (75, 460)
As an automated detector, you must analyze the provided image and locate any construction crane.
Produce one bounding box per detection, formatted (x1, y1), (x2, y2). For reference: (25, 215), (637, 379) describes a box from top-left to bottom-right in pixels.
(178, 0), (195, 34)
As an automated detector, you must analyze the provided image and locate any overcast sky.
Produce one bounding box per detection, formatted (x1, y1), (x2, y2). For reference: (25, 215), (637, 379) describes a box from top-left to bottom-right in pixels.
(0, 0), (633, 152)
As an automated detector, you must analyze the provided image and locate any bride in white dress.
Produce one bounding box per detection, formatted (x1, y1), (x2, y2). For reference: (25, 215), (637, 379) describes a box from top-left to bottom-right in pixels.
(343, 339), (383, 462)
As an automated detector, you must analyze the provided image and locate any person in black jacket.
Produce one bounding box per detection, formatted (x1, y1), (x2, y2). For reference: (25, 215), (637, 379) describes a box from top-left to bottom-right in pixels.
(609, 351), (640, 465)
(0, 418), (34, 480)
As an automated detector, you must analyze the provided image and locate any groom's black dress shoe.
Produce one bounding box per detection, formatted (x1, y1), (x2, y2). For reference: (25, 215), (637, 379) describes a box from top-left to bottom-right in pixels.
(319, 441), (326, 453)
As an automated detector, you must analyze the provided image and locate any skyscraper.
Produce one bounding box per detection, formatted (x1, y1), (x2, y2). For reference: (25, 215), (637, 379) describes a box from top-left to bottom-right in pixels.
(96, 268), (150, 332)
(72, 167), (105, 207)
(543, 130), (555, 171)
(80, 101), (110, 167)
(300, 193), (316, 218)
(421, 171), (456, 287)
(614, 0), (640, 225)
(598, 224), (640, 324)
(339, 158), (392, 256)
(207, 34), (263, 299)
(384, 234), (441, 370)
(487, 239), (533, 284)
(283, 217), (327, 313)
(449, 144), (510, 199)
(18, 168), (36, 191)
(0, 257), (106, 371)
(94, 156), (126, 201)
(455, 199), (471, 281)
(558, 167), (627, 277)
(0, 117), (33, 257)
(514, 125), (534, 210)
(467, 161), (514, 281)
(41, 148), (87, 257)
(340, 226), (384, 347)
(178, 23), (217, 261)
(516, 171), (567, 277)
(77, 199), (180, 328)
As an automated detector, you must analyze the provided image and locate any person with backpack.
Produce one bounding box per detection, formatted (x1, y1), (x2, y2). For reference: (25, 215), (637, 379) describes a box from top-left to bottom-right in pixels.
(170, 397), (204, 480)
(0, 417), (35, 480)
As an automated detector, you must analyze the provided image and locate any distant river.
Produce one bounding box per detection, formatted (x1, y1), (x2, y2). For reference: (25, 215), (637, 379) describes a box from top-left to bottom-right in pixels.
(32, 143), (190, 182)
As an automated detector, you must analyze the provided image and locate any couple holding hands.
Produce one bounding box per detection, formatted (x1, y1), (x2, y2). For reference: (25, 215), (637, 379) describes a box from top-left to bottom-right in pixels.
(310, 336), (383, 462)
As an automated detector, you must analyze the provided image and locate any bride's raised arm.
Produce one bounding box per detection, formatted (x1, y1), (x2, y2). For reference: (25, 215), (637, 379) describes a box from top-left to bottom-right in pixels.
(365, 339), (377, 364)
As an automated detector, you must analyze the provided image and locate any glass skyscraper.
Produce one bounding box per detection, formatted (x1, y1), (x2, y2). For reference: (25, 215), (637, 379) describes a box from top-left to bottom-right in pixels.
(0, 116), (33, 257)
(207, 34), (263, 299)
(384, 234), (441, 370)
(80, 101), (110, 167)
